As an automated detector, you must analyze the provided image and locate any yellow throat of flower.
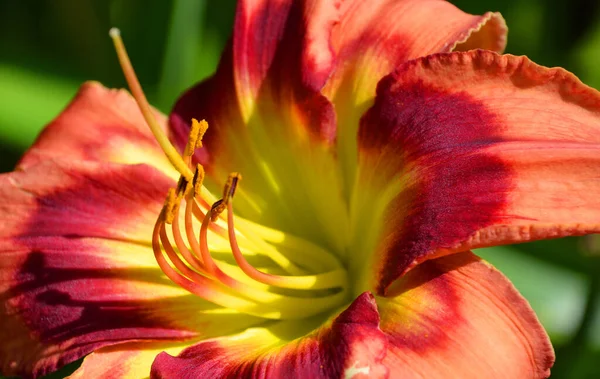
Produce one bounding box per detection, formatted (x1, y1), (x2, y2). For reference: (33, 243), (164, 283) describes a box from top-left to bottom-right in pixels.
(109, 28), (350, 321)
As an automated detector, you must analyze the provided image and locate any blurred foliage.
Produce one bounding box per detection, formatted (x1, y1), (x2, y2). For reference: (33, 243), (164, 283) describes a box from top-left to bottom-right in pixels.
(0, 0), (599, 378)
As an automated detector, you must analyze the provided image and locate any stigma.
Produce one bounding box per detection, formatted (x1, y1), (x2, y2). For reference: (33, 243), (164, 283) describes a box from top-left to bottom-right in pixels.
(109, 28), (349, 320)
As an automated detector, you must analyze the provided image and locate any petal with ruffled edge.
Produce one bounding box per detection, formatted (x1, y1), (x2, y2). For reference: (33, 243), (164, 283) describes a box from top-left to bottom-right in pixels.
(380, 252), (553, 379)
(324, 0), (507, 189)
(150, 292), (389, 378)
(326, 0), (506, 99)
(0, 159), (261, 378)
(352, 50), (600, 294)
(150, 252), (552, 378)
(17, 81), (174, 179)
(169, 1), (508, 256)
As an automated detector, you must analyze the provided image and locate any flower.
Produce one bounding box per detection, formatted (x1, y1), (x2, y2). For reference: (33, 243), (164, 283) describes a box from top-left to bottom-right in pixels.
(1, 0), (600, 378)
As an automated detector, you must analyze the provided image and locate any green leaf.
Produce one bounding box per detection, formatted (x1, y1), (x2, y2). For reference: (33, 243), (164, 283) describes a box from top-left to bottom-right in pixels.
(476, 246), (587, 343)
(157, 0), (207, 111)
(0, 64), (79, 149)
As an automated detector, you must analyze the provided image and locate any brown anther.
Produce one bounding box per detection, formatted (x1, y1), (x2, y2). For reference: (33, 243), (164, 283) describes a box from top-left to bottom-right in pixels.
(185, 119), (209, 156)
(163, 176), (193, 224)
(193, 164), (205, 197)
(223, 172), (242, 203)
(210, 200), (226, 222)
(210, 173), (242, 222)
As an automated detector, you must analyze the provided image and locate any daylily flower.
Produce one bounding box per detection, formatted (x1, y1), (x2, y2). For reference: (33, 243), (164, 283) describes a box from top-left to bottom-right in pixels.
(2, 0), (600, 378)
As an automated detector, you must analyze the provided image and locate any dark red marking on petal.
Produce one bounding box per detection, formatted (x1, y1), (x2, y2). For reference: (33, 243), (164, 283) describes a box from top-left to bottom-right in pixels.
(0, 161), (199, 378)
(151, 292), (388, 379)
(19, 162), (172, 240)
(169, 45), (239, 171)
(359, 73), (513, 294)
(169, 0), (340, 174)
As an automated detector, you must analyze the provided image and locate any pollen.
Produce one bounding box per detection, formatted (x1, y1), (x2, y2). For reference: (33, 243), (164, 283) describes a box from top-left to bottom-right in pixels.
(186, 118), (209, 156)
(162, 188), (178, 224)
(193, 164), (205, 197)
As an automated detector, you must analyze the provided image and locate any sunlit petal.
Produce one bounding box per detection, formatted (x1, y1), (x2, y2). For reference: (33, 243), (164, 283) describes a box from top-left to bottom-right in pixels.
(352, 50), (600, 293)
(0, 159), (260, 377)
(380, 252), (553, 378)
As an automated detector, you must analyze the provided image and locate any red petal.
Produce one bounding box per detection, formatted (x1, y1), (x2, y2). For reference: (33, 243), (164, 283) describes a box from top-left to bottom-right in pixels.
(171, 0), (339, 161)
(169, 1), (509, 251)
(324, 1), (506, 188)
(151, 253), (553, 378)
(150, 292), (389, 378)
(380, 252), (554, 378)
(354, 50), (600, 293)
(170, 1), (348, 251)
(18, 82), (174, 177)
(0, 160), (260, 378)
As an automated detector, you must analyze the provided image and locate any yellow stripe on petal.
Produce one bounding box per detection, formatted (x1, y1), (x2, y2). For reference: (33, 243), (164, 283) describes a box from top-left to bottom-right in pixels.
(68, 341), (188, 379)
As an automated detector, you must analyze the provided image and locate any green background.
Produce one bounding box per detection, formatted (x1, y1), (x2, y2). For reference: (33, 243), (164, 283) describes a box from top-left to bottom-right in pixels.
(0, 0), (599, 378)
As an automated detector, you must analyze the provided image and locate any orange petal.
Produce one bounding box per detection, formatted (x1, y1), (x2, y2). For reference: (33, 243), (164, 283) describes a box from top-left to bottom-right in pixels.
(18, 81), (174, 178)
(68, 341), (187, 379)
(379, 252), (554, 378)
(323, 1), (506, 187)
(150, 292), (389, 378)
(353, 50), (600, 293)
(324, 0), (507, 100)
(0, 159), (261, 378)
(169, 1), (508, 251)
(151, 253), (553, 378)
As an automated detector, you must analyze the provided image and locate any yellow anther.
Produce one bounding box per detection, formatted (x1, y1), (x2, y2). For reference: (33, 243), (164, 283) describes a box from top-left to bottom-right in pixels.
(163, 188), (178, 224)
(163, 176), (193, 224)
(186, 119), (209, 156)
(193, 164), (205, 197)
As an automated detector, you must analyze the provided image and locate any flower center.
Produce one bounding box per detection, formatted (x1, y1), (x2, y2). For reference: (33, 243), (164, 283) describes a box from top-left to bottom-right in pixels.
(110, 28), (350, 321)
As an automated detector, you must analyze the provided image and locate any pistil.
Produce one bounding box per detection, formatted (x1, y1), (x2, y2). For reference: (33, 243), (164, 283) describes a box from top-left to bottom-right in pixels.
(110, 28), (193, 181)
(111, 28), (350, 321)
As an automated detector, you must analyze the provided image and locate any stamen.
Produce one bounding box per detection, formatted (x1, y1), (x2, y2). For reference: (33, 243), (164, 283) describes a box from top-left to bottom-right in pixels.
(223, 172), (241, 202)
(162, 188), (178, 224)
(185, 119), (209, 156)
(226, 201), (348, 290)
(152, 214), (284, 319)
(172, 199), (205, 272)
(154, 181), (350, 320)
(210, 172), (241, 221)
(193, 164), (205, 197)
(109, 28), (193, 180)
(163, 176), (192, 224)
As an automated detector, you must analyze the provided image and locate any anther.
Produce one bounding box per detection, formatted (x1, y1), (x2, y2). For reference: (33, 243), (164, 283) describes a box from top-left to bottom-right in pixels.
(162, 176), (193, 224)
(223, 172), (241, 202)
(210, 200), (225, 222)
(193, 164), (205, 197)
(209, 173), (241, 221)
(185, 119), (209, 156)
(163, 188), (178, 224)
